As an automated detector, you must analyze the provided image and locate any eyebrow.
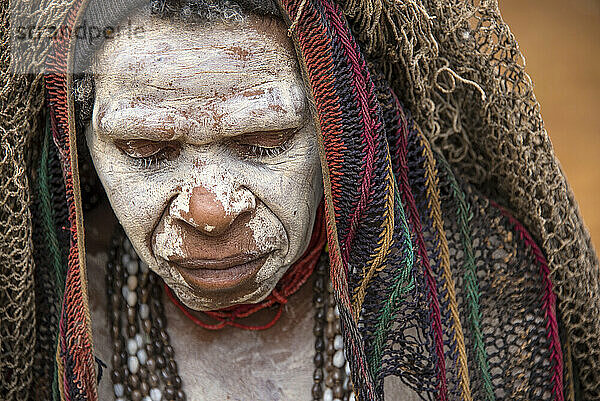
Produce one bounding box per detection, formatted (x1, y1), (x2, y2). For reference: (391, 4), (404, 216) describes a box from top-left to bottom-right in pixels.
(95, 106), (184, 141)
(95, 101), (307, 143)
(95, 84), (308, 143)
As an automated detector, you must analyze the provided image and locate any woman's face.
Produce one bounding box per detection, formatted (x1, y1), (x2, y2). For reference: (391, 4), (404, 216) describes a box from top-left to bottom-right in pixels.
(86, 11), (323, 310)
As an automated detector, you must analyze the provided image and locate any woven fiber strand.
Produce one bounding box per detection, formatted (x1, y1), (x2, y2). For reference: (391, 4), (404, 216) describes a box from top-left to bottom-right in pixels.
(1, 2), (84, 398)
(335, 0), (599, 398)
(0, 1), (42, 399)
(45, 0), (100, 397)
(31, 122), (71, 400)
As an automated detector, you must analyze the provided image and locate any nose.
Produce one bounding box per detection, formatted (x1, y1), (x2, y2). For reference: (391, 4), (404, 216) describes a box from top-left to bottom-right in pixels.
(170, 184), (256, 236)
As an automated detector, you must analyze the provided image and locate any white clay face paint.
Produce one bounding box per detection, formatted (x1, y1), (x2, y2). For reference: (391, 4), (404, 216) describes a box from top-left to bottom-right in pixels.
(154, 216), (185, 259)
(86, 11), (323, 310)
(247, 205), (278, 254)
(170, 165), (257, 220)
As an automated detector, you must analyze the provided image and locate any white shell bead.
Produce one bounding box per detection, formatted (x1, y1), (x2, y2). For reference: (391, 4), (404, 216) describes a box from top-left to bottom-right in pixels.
(137, 348), (148, 365)
(323, 388), (333, 401)
(121, 253), (130, 265)
(333, 350), (345, 368)
(334, 334), (344, 350)
(127, 260), (138, 275)
(128, 356), (139, 374)
(127, 275), (138, 291)
(150, 388), (162, 401)
(127, 291), (137, 307)
(114, 383), (124, 397)
(135, 333), (144, 348)
(345, 361), (351, 376)
(139, 303), (150, 319)
(349, 392), (356, 401)
(121, 286), (129, 299)
(127, 338), (138, 355)
(143, 397), (152, 401)
(116, 398), (126, 401)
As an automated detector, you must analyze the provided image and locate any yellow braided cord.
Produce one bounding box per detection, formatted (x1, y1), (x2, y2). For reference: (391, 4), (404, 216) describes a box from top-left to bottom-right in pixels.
(419, 130), (473, 401)
(353, 163), (396, 321)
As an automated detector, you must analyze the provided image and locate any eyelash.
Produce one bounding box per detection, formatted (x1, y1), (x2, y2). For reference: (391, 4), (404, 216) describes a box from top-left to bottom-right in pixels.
(235, 141), (292, 160)
(126, 133), (295, 169)
(133, 154), (169, 169)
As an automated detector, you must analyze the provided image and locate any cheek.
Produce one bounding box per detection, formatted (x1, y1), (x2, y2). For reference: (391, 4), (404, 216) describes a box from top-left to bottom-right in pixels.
(240, 129), (322, 259)
(283, 135), (323, 254)
(279, 130), (322, 216)
(86, 134), (174, 254)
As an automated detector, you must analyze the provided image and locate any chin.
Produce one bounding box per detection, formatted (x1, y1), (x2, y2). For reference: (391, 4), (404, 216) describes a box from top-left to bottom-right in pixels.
(169, 282), (277, 311)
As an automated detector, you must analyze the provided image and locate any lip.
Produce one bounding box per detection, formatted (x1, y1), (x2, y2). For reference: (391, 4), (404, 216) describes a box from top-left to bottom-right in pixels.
(169, 253), (270, 292)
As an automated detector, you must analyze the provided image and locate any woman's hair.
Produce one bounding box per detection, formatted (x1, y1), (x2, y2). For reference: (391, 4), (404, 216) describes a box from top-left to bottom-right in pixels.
(150, 0), (279, 21)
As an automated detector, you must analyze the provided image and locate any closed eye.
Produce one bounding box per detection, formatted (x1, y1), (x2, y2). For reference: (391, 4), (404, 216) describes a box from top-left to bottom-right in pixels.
(115, 139), (181, 168)
(230, 128), (297, 160)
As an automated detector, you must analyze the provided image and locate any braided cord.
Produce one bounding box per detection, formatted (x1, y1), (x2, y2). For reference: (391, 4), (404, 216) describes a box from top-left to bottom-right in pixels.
(436, 154), (494, 401)
(369, 186), (415, 379)
(419, 131), (472, 401)
(353, 165), (396, 319)
(397, 101), (448, 400)
(38, 117), (66, 401)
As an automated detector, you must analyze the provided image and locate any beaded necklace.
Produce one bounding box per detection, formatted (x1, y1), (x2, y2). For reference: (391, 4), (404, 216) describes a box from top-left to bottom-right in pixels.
(106, 228), (355, 401)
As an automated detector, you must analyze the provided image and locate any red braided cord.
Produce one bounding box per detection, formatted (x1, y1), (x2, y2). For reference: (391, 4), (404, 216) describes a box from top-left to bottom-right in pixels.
(165, 203), (326, 330)
(490, 201), (564, 400)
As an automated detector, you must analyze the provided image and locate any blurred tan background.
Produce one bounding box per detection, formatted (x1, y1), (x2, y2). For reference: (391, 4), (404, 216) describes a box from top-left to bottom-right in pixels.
(499, 0), (600, 251)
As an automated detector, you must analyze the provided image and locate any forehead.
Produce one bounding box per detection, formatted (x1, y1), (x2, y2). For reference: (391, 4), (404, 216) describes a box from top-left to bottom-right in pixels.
(93, 13), (298, 94)
(92, 12), (306, 140)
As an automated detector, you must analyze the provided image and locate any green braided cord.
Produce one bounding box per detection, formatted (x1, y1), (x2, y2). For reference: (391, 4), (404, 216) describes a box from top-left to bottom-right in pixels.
(369, 186), (416, 379)
(436, 154), (495, 401)
(38, 118), (66, 295)
(38, 117), (66, 401)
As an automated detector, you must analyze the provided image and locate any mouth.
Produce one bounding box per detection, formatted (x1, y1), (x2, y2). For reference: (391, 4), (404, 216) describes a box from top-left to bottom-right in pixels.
(168, 253), (271, 293)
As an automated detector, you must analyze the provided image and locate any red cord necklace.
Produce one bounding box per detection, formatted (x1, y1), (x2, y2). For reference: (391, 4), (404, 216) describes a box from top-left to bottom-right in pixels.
(165, 204), (326, 330)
